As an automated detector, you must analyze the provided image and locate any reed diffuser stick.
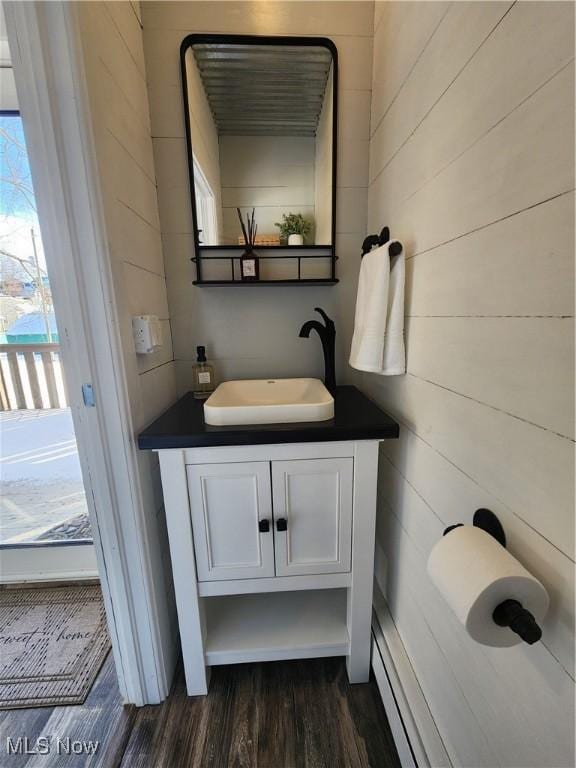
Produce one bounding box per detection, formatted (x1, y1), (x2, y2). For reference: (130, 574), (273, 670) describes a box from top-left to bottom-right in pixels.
(238, 207), (259, 281)
(236, 207), (249, 246)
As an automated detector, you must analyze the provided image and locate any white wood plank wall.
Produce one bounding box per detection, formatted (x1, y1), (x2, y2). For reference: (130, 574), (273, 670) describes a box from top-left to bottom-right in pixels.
(365, 2), (575, 766)
(219, 135), (316, 242)
(77, 0), (179, 689)
(141, 1), (375, 392)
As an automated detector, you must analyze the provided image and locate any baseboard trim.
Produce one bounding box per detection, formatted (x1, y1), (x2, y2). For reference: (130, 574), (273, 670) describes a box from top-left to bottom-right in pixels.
(371, 583), (452, 768)
(372, 627), (418, 768)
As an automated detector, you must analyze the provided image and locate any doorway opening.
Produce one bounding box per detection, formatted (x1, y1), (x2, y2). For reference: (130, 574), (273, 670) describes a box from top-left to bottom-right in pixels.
(0, 110), (97, 583)
(0, 96), (106, 710)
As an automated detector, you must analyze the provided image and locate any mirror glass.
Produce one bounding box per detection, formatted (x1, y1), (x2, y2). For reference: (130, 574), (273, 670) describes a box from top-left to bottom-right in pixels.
(183, 38), (335, 247)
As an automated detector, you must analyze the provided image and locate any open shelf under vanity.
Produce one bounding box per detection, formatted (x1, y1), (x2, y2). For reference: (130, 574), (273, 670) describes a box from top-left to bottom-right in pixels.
(202, 588), (349, 666)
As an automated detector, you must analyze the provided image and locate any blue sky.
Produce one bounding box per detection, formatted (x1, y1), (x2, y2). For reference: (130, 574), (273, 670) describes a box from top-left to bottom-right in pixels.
(0, 113), (36, 220)
(0, 112), (46, 272)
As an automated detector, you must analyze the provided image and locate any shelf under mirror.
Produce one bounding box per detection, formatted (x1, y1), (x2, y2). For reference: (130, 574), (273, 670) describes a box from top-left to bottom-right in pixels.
(192, 247), (338, 285)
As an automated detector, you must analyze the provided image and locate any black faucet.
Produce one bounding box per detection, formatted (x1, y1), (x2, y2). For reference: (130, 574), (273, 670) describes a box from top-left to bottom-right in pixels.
(299, 308), (336, 393)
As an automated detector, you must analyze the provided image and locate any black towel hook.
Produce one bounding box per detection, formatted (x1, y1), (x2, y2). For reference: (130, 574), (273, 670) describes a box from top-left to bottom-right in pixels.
(361, 225), (403, 258)
(379, 226), (390, 244)
(361, 234), (381, 257)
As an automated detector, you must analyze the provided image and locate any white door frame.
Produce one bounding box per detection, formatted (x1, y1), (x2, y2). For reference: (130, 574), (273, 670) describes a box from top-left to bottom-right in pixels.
(193, 157), (218, 245)
(4, 1), (173, 705)
(0, 543), (98, 585)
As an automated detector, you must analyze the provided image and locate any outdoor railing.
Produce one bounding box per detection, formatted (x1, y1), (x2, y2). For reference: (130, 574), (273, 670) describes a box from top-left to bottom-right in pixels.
(0, 343), (67, 411)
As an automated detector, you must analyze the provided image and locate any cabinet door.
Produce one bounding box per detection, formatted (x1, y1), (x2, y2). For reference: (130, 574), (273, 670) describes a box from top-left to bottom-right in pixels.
(271, 458), (353, 576)
(187, 462), (274, 581)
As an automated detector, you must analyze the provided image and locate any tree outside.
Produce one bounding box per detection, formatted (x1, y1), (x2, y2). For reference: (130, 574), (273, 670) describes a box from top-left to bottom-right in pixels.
(0, 112), (54, 343)
(0, 111), (91, 546)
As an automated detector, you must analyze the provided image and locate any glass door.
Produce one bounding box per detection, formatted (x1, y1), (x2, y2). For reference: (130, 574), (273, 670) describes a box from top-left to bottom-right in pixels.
(0, 110), (97, 582)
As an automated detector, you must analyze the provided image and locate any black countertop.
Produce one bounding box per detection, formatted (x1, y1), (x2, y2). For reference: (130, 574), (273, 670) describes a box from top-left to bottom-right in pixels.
(137, 385), (399, 450)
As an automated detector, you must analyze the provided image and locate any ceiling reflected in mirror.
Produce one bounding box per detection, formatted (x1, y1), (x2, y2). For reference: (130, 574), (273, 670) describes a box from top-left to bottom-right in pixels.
(192, 44), (333, 137)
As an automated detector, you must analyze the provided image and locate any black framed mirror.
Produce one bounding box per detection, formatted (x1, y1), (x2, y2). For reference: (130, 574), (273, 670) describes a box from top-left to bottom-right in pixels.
(180, 34), (338, 282)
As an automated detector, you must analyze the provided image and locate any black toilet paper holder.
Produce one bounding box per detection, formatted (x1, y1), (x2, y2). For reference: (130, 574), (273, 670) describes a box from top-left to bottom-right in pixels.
(442, 509), (543, 646)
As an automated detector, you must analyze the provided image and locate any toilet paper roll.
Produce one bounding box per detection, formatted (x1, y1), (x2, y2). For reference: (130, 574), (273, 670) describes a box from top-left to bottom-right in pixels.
(427, 525), (549, 647)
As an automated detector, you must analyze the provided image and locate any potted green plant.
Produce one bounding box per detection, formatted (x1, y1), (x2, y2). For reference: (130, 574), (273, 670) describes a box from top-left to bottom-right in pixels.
(275, 213), (312, 246)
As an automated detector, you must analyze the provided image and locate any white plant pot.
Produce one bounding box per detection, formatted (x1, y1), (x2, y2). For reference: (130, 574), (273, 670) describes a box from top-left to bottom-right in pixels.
(288, 233), (304, 246)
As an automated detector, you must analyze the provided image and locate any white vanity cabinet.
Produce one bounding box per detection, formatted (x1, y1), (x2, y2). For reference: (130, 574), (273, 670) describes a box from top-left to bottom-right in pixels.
(188, 461), (275, 581)
(189, 458), (353, 582)
(157, 440), (380, 697)
(271, 458), (353, 576)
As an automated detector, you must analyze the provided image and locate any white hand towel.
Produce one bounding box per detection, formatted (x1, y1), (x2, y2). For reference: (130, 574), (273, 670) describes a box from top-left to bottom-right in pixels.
(349, 240), (406, 375)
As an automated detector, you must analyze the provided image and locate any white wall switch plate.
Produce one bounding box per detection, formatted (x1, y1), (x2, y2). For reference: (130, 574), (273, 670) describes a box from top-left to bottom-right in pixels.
(132, 315), (162, 354)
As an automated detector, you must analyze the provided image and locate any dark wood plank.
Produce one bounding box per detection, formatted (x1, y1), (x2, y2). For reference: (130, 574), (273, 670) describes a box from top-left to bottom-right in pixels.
(0, 702), (54, 768)
(291, 659), (339, 768)
(197, 665), (238, 768)
(119, 662), (208, 768)
(201, 659), (399, 768)
(223, 662), (260, 768)
(114, 700), (160, 768)
(23, 654), (135, 768)
(2, 656), (401, 768)
(255, 661), (297, 767)
(292, 658), (367, 768)
(347, 670), (401, 768)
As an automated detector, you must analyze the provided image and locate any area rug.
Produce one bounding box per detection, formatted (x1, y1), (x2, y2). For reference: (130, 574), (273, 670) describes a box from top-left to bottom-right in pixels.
(0, 585), (110, 709)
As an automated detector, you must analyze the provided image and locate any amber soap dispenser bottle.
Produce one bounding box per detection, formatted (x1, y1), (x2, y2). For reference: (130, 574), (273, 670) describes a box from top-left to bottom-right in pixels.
(192, 345), (215, 399)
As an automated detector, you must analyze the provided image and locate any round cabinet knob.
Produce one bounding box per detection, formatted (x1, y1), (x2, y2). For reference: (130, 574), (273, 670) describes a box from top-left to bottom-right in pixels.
(276, 518), (287, 532)
(258, 519), (270, 533)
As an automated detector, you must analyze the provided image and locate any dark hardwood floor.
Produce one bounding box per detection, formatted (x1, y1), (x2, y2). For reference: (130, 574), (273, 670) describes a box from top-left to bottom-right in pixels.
(0, 654), (401, 768)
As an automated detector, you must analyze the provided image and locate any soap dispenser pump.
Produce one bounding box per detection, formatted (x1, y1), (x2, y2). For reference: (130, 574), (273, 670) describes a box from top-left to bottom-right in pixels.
(192, 346), (215, 399)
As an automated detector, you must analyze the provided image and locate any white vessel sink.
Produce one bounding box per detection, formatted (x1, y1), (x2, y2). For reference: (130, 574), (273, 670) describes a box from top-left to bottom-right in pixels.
(203, 378), (334, 426)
